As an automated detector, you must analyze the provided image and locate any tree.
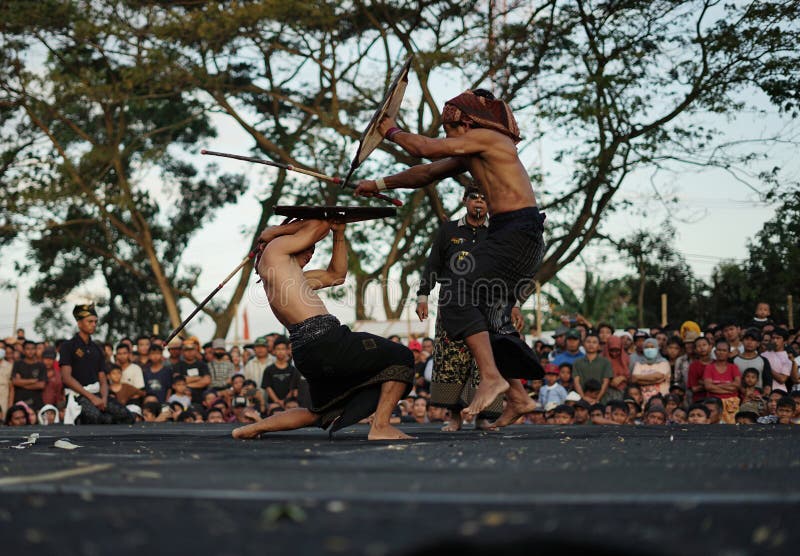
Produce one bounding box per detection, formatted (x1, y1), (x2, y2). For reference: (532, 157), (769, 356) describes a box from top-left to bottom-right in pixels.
(0, 2), (247, 338)
(542, 270), (637, 329)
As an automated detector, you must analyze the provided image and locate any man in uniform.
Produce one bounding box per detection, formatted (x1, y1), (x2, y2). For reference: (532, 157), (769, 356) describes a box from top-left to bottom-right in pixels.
(355, 88), (545, 422)
(416, 187), (504, 430)
(60, 304), (133, 424)
(232, 219), (414, 440)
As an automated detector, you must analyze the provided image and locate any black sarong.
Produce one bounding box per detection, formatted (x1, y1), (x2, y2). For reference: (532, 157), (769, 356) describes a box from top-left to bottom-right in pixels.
(438, 206), (545, 381)
(289, 315), (414, 433)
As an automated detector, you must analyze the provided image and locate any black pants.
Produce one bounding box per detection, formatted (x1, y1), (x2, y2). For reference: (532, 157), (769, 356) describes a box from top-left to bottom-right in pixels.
(77, 396), (134, 424)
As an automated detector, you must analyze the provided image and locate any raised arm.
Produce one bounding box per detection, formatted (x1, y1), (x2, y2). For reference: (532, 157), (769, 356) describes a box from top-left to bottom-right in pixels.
(304, 222), (348, 290)
(260, 219), (330, 258)
(355, 157), (467, 197)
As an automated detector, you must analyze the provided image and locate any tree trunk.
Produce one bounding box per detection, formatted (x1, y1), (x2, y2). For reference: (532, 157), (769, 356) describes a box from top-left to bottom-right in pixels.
(637, 261), (646, 329)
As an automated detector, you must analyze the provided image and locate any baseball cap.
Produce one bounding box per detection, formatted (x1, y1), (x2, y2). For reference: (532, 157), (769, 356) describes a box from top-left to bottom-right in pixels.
(253, 336), (268, 347)
(553, 326), (569, 337)
(42, 347), (57, 359)
(633, 330), (649, 339)
(212, 338), (226, 350)
(565, 391), (581, 402)
(574, 399), (591, 410)
(565, 329), (581, 340)
(544, 364), (559, 375)
(408, 340), (422, 352)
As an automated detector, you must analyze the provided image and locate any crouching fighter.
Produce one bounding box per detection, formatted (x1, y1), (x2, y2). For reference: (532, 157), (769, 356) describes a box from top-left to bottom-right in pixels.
(355, 89), (545, 427)
(232, 219), (414, 440)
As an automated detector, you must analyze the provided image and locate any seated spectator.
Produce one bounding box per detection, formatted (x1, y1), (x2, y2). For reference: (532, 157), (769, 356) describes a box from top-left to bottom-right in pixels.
(643, 406), (668, 425)
(670, 407), (688, 424)
(702, 397), (723, 424)
(687, 403), (710, 424)
(663, 394), (681, 417)
(206, 407), (225, 423)
(126, 404), (144, 422)
(41, 347), (64, 408)
(776, 397), (797, 425)
(5, 403), (30, 426)
(167, 375), (192, 409)
(573, 399), (591, 424)
(702, 340), (742, 424)
(37, 404), (59, 425)
(589, 403), (605, 422)
(608, 400), (630, 425)
(552, 404), (575, 425)
(115, 343), (145, 390)
(108, 365), (146, 406)
(734, 410), (759, 424)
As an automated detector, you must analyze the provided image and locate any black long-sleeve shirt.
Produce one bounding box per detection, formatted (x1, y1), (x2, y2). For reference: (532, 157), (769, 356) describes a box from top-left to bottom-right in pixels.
(417, 216), (489, 300)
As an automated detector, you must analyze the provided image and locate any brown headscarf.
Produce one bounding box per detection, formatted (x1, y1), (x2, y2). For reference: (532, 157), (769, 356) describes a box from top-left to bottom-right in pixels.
(441, 90), (521, 143)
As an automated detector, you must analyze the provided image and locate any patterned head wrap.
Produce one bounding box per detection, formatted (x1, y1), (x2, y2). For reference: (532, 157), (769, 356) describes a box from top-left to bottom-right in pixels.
(72, 303), (97, 321)
(441, 90), (521, 143)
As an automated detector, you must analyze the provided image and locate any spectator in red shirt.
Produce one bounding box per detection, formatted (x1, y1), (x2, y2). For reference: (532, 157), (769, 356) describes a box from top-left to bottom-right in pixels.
(703, 339), (742, 424)
(41, 347), (64, 407)
(687, 336), (712, 404)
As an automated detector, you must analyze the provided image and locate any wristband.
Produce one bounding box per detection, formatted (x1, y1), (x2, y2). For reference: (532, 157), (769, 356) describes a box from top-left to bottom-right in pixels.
(376, 177), (388, 191)
(417, 295), (429, 304)
(385, 127), (403, 141)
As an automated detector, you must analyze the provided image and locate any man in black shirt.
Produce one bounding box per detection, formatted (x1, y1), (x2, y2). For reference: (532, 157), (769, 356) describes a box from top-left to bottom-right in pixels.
(415, 188), (504, 430)
(172, 337), (211, 404)
(60, 304), (133, 424)
(12, 340), (46, 411)
(260, 338), (300, 411)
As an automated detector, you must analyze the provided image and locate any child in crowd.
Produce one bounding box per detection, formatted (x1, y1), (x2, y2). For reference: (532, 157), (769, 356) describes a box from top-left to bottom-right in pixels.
(539, 364), (568, 409)
(687, 403), (710, 424)
(167, 375), (192, 410)
(670, 407), (688, 424)
(775, 397), (797, 425)
(552, 404), (575, 425)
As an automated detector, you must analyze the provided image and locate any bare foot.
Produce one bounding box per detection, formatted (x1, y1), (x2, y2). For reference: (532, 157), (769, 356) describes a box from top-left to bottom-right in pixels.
(490, 397), (537, 429)
(368, 423), (415, 440)
(474, 418), (495, 431)
(462, 377), (509, 419)
(232, 423), (264, 439)
(441, 414), (463, 432)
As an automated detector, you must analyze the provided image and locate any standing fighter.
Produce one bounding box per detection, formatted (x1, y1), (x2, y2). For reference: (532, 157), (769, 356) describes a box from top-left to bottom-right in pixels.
(355, 89), (545, 423)
(417, 186), (503, 430)
(232, 219), (415, 440)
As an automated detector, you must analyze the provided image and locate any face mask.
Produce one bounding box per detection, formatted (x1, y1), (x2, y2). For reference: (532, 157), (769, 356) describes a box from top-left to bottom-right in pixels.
(644, 347), (659, 360)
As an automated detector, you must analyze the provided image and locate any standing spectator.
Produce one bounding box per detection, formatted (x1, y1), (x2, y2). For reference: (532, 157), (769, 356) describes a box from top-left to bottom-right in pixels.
(12, 340), (47, 412)
(548, 326), (569, 362)
(60, 304), (133, 424)
(702, 340), (742, 424)
(41, 347), (64, 408)
(674, 331), (699, 390)
(664, 336), (683, 383)
(739, 369), (766, 415)
(243, 336), (273, 386)
(733, 328), (771, 391)
(115, 343), (145, 390)
(165, 337), (183, 369)
(208, 338), (235, 391)
(173, 337), (211, 404)
(572, 333), (612, 403)
(260, 338), (300, 411)
(142, 343), (172, 404)
(135, 335), (151, 368)
(557, 363), (573, 392)
(202, 342), (215, 363)
(596, 323), (614, 350)
(604, 336), (630, 401)
(719, 321), (743, 359)
(628, 331), (649, 371)
(763, 328), (795, 394)
(687, 336), (713, 404)
(552, 329), (585, 367)
(0, 342), (12, 418)
(631, 338), (671, 403)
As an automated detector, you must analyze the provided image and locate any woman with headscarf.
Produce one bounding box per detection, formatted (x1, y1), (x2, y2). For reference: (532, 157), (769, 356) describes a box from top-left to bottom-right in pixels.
(603, 336), (630, 401)
(631, 338), (671, 403)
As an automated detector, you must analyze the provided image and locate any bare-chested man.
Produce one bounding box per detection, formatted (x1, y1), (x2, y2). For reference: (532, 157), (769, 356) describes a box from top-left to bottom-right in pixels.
(355, 89), (545, 427)
(232, 219), (415, 440)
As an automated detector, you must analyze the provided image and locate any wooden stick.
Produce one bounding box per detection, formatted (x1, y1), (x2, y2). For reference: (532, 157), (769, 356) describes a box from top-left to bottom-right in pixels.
(200, 149), (402, 207)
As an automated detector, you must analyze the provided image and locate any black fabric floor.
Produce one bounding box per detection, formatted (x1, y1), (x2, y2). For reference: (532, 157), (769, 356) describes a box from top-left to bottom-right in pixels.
(1, 423), (798, 556)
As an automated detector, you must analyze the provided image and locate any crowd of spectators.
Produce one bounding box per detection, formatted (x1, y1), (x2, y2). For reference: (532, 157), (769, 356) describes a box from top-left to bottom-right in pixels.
(1, 301), (798, 428)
